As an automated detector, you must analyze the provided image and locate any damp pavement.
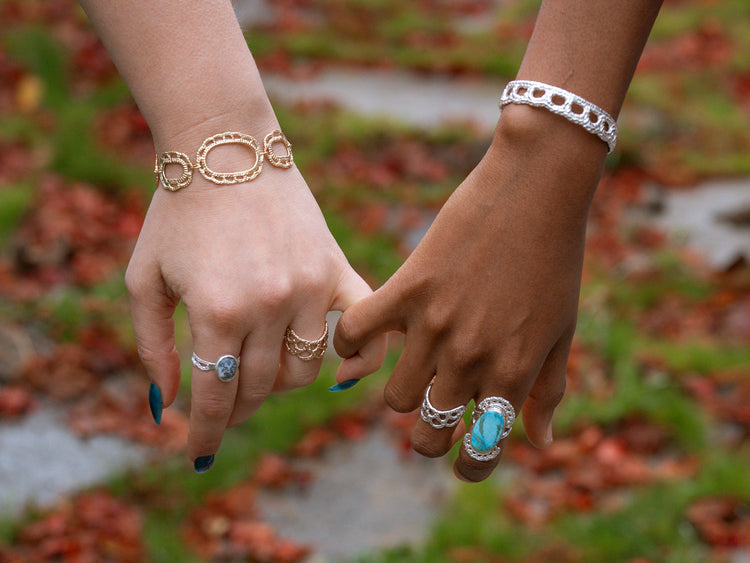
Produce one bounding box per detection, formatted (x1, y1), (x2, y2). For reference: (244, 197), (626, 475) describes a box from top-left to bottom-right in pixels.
(0, 406), (146, 516)
(647, 179), (750, 271)
(263, 69), (505, 132)
(257, 429), (457, 562)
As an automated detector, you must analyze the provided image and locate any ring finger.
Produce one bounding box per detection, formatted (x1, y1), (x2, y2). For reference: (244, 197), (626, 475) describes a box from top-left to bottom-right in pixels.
(454, 386), (523, 483)
(274, 307), (330, 392)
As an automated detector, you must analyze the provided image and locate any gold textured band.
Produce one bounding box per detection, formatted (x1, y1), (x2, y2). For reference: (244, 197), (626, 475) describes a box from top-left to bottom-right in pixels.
(154, 130), (293, 191)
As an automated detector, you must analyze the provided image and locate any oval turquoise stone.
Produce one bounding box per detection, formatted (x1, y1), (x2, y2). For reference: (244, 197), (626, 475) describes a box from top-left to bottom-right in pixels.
(470, 411), (505, 452)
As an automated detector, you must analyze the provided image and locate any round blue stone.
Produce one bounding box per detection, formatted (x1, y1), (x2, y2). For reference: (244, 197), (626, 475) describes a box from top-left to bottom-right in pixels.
(470, 411), (505, 452)
(215, 355), (238, 382)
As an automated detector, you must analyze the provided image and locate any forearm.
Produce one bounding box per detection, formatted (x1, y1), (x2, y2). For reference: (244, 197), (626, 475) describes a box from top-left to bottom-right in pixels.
(78, 0), (276, 150)
(518, 0), (663, 117)
(490, 0), (662, 205)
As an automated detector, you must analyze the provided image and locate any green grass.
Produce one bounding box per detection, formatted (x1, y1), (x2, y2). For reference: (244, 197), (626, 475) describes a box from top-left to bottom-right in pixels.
(0, 183), (34, 245)
(356, 480), (541, 563)
(3, 26), (70, 110)
(556, 450), (750, 562)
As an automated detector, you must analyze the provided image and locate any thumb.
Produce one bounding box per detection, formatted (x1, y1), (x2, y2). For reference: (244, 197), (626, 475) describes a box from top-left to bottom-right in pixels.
(330, 269), (394, 384)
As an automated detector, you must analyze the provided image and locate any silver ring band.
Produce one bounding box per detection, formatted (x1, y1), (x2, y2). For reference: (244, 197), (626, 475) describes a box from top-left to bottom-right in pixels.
(284, 321), (328, 361)
(420, 382), (466, 429)
(191, 352), (240, 382)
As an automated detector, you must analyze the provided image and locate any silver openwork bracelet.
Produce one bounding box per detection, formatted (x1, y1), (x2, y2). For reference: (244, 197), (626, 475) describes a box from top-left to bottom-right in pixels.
(499, 80), (617, 154)
(154, 130), (293, 191)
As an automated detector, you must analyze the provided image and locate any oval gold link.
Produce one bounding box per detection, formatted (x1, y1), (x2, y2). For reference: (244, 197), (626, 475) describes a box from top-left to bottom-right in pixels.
(195, 132), (264, 185)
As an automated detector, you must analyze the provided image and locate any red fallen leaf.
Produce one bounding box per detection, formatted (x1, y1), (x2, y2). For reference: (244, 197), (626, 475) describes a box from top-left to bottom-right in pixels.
(723, 298), (750, 342)
(506, 422), (696, 524)
(95, 103), (153, 166)
(631, 226), (667, 250)
(687, 497), (750, 548)
(228, 521), (278, 559)
(684, 374), (750, 428)
(71, 32), (118, 88)
(0, 142), (35, 183)
(332, 411), (369, 440)
(254, 453), (307, 489)
(272, 539), (312, 563)
(0, 385), (35, 419)
(354, 203), (390, 235)
(292, 427), (335, 457)
(3, 175), (143, 295)
(638, 21), (733, 72)
(7, 491), (145, 562)
(185, 481), (310, 562)
(21, 345), (100, 400)
(68, 380), (188, 452)
(77, 324), (134, 374)
(617, 416), (669, 455)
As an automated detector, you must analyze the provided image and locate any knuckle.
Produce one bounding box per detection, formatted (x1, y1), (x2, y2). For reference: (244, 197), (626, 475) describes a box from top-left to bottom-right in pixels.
(445, 340), (490, 373)
(281, 368), (319, 390)
(383, 380), (420, 413)
(135, 340), (162, 366)
(195, 293), (246, 333)
(497, 357), (539, 384)
(193, 395), (230, 422)
(534, 378), (566, 409)
(236, 388), (270, 408)
(411, 426), (451, 458)
(421, 306), (450, 337)
(256, 277), (293, 313)
(296, 264), (329, 295)
(412, 440), (448, 458)
(334, 310), (361, 346)
(124, 264), (148, 300)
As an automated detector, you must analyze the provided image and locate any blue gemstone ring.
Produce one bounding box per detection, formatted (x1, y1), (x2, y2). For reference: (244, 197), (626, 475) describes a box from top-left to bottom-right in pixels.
(463, 396), (516, 462)
(191, 352), (240, 382)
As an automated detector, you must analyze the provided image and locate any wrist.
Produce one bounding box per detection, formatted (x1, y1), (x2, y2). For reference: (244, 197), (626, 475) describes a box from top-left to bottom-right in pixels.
(489, 103), (607, 202)
(150, 91), (279, 155)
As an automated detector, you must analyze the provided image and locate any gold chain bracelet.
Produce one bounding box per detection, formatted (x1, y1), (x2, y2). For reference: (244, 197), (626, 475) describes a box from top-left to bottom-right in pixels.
(154, 130), (293, 191)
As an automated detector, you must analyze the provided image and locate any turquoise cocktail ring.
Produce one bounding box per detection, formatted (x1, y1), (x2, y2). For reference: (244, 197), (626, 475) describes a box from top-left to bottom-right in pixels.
(463, 395), (516, 462)
(191, 352), (240, 382)
(420, 382), (467, 429)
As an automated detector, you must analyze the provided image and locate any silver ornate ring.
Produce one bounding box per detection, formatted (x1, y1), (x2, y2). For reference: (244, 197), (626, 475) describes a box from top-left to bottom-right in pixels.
(463, 395), (516, 462)
(420, 382), (467, 429)
(191, 352), (240, 382)
(284, 321), (328, 361)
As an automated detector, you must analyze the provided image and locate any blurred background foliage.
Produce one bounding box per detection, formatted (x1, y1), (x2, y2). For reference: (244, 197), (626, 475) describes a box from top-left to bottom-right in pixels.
(0, 0), (749, 562)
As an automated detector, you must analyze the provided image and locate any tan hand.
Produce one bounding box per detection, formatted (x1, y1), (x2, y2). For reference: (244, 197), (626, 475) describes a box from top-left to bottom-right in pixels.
(334, 106), (606, 482)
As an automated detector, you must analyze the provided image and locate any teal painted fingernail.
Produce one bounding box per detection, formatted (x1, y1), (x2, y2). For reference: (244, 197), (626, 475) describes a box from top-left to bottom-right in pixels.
(194, 455), (215, 474)
(148, 382), (162, 425)
(329, 379), (361, 392)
